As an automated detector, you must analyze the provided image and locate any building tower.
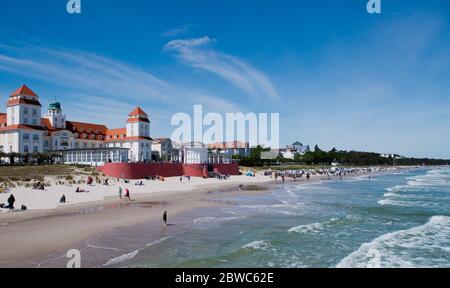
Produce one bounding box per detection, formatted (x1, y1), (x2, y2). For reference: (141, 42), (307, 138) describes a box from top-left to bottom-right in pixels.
(126, 107), (150, 138)
(126, 107), (152, 161)
(6, 84), (42, 126)
(44, 101), (66, 129)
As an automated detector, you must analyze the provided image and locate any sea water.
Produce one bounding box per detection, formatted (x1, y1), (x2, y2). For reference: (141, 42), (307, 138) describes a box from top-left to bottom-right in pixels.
(106, 167), (450, 268)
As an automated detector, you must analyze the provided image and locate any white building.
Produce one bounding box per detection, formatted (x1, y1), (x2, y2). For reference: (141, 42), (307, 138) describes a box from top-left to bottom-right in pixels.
(179, 142), (208, 164)
(0, 85), (153, 165)
(280, 149), (296, 160)
(151, 137), (174, 161)
(207, 141), (250, 156)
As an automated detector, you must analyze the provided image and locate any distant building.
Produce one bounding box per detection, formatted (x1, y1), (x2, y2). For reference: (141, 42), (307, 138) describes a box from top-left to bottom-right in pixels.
(291, 141), (308, 155)
(280, 148), (296, 160)
(279, 141), (309, 160)
(207, 141), (250, 156)
(151, 138), (173, 161)
(179, 142), (209, 164)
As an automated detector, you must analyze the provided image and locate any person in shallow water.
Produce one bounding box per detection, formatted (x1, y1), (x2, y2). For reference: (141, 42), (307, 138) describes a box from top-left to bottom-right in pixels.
(163, 211), (167, 226)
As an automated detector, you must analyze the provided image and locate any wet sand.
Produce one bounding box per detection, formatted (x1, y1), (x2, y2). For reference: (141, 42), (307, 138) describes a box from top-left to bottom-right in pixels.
(0, 180), (275, 267)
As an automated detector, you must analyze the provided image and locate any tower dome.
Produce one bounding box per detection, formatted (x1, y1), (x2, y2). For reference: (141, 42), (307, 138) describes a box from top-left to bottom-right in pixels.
(48, 101), (61, 111)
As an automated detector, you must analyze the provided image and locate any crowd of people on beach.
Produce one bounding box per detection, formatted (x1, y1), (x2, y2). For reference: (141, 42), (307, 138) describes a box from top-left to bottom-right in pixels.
(263, 167), (380, 181)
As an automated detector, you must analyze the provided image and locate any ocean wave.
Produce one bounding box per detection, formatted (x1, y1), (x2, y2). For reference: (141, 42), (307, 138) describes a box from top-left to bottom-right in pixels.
(286, 189), (299, 198)
(288, 222), (326, 234)
(336, 216), (450, 268)
(103, 236), (172, 266)
(240, 203), (304, 216)
(104, 249), (139, 266)
(241, 240), (272, 251)
(288, 215), (359, 234)
(379, 168), (450, 208)
(193, 216), (246, 224)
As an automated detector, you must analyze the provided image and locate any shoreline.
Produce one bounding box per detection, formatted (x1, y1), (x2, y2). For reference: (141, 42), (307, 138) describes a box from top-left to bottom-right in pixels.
(0, 166), (416, 266)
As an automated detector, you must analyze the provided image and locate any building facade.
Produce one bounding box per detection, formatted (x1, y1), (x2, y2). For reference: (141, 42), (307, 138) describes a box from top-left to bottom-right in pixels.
(0, 85), (153, 165)
(207, 141), (250, 156)
(151, 137), (174, 161)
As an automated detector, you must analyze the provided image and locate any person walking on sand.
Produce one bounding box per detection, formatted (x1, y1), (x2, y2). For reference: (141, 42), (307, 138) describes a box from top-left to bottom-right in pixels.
(7, 194), (15, 211)
(163, 211), (168, 226)
(118, 187), (123, 199)
(125, 188), (130, 200)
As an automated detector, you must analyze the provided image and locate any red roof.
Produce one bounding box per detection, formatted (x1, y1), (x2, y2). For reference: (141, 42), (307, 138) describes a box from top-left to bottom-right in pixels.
(128, 107), (148, 117)
(125, 136), (153, 141)
(10, 85), (38, 97)
(207, 141), (249, 149)
(126, 117), (150, 123)
(66, 121), (108, 138)
(6, 98), (42, 107)
(40, 119), (108, 139)
(106, 128), (127, 140)
(0, 124), (47, 132)
(0, 113), (6, 126)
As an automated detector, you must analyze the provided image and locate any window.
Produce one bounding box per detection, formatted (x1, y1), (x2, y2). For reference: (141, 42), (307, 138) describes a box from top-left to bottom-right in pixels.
(32, 109), (37, 116)
(33, 146), (38, 153)
(55, 140), (58, 146)
(23, 134), (29, 140)
(24, 145), (29, 153)
(24, 118), (28, 124)
(24, 108), (28, 115)
(44, 141), (49, 147)
(32, 119), (37, 125)
(33, 134), (39, 141)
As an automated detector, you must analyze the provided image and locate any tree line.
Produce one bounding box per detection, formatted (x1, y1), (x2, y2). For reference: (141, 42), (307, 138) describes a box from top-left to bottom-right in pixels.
(233, 145), (450, 167)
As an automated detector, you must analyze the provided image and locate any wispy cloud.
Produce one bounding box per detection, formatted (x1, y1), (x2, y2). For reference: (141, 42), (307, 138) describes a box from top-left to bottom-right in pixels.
(0, 43), (243, 129)
(160, 24), (197, 38)
(0, 46), (172, 103)
(165, 36), (279, 101)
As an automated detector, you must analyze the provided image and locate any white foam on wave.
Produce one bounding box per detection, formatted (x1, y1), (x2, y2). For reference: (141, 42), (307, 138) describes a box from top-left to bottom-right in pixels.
(379, 168), (450, 208)
(288, 222), (325, 234)
(103, 236), (172, 266)
(288, 217), (345, 234)
(241, 240), (272, 251)
(336, 216), (450, 268)
(193, 216), (246, 224)
(286, 189), (299, 198)
(104, 250), (139, 266)
(240, 202), (303, 216)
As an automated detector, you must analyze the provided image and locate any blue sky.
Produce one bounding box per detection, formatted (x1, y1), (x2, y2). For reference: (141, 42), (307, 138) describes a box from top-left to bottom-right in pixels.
(0, 0), (449, 158)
